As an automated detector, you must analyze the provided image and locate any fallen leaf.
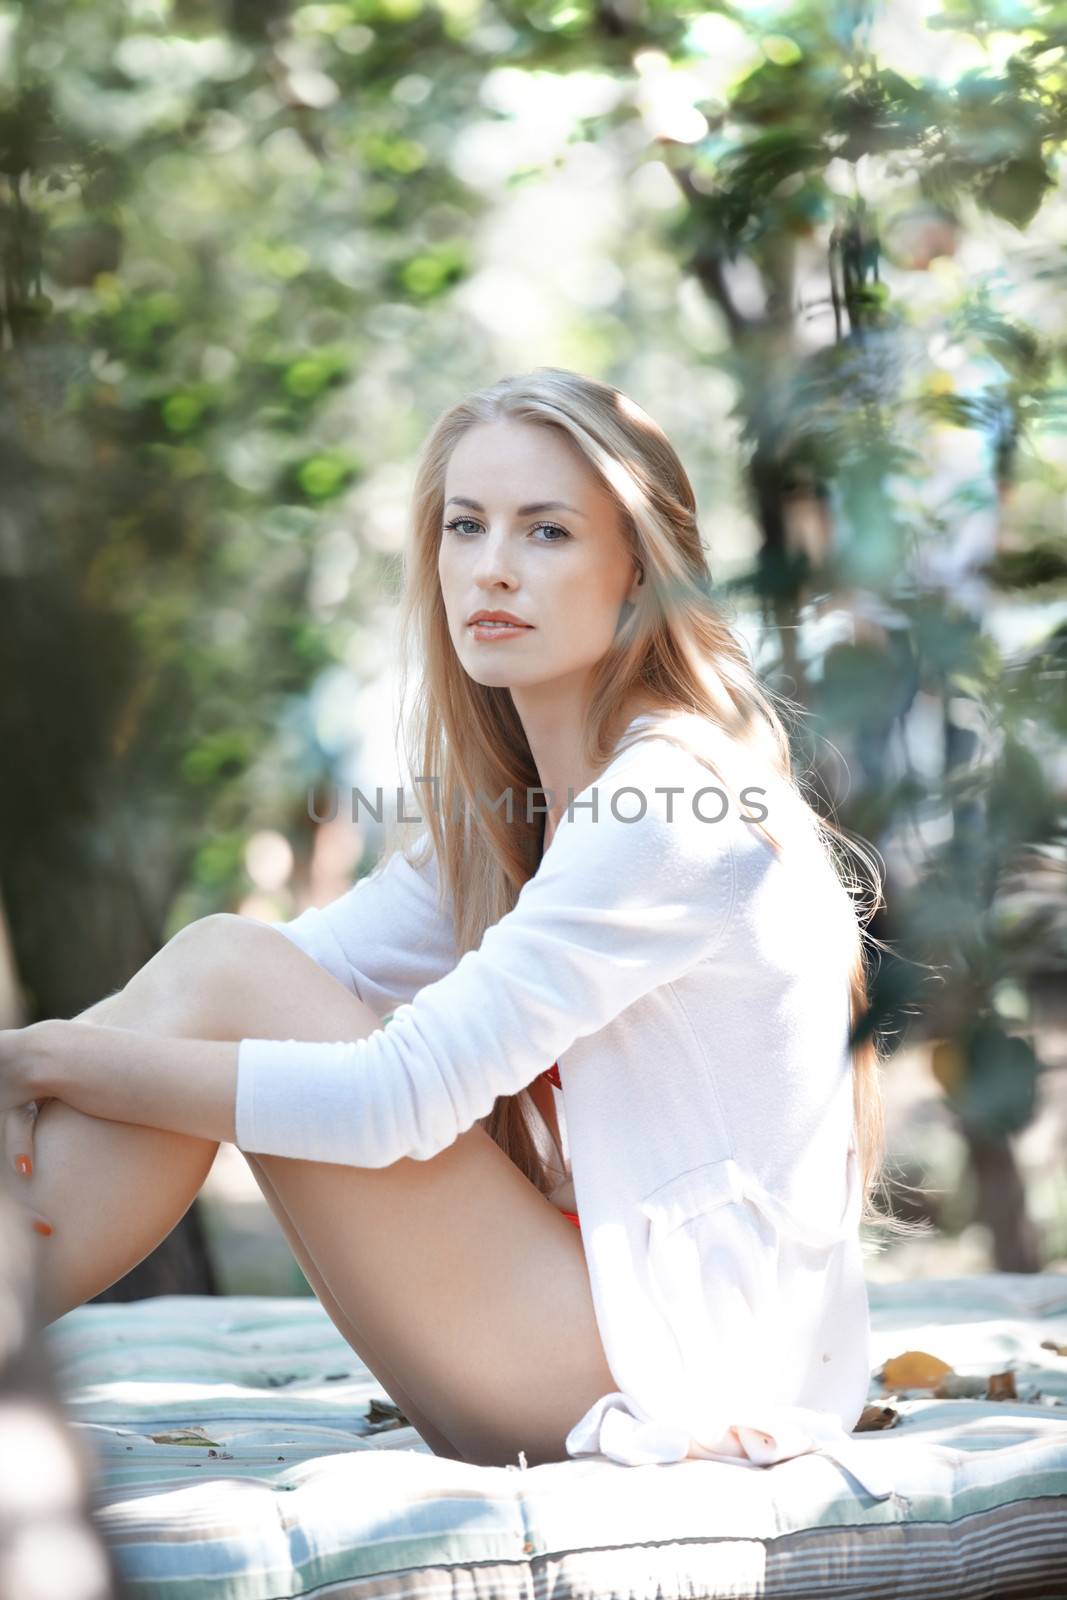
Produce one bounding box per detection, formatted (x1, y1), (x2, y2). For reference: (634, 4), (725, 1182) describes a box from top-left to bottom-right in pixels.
(934, 1373), (987, 1398)
(881, 1350), (954, 1390)
(365, 1398), (410, 1430)
(987, 1369), (1018, 1400)
(149, 1426), (222, 1448)
(854, 1403), (899, 1431)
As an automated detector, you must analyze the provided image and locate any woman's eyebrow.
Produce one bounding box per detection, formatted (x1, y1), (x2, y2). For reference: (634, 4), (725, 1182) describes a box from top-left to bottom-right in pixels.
(445, 496), (587, 518)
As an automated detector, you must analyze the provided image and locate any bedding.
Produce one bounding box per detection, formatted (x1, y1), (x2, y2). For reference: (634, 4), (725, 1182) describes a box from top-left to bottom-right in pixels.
(44, 1270), (1067, 1599)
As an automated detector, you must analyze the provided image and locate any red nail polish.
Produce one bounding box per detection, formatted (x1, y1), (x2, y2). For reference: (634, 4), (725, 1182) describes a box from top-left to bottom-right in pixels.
(32, 1220), (53, 1237)
(15, 1156), (32, 1177)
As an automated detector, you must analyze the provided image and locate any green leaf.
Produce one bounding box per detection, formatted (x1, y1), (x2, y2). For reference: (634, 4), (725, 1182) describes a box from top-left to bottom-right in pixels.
(296, 452), (357, 499)
(951, 1022), (1042, 1138)
(978, 157), (1053, 229)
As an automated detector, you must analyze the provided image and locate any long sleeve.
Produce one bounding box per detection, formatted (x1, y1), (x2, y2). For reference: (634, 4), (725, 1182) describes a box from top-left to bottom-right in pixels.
(235, 740), (737, 1167)
(266, 832), (459, 1019)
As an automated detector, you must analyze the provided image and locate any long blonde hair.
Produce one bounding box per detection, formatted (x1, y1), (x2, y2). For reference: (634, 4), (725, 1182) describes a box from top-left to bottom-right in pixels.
(382, 366), (922, 1241)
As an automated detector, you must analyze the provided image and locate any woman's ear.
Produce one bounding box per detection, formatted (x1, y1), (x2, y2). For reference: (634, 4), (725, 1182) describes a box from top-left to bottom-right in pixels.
(615, 560), (645, 634)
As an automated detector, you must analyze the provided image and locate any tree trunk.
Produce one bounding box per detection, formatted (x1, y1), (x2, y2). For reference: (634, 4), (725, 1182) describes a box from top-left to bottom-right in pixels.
(961, 1123), (1042, 1273)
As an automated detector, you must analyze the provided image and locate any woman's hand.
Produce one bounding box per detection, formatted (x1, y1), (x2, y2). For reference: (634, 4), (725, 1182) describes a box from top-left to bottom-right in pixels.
(0, 1019), (71, 1237)
(1, 1110), (54, 1237)
(5, 1096), (45, 1179)
(0, 1019), (66, 1116)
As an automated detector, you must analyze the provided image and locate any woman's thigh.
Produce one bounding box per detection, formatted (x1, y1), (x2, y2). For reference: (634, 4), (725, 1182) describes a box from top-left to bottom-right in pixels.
(202, 918), (615, 1469)
(242, 1151), (465, 1461)
(250, 1124), (611, 1469)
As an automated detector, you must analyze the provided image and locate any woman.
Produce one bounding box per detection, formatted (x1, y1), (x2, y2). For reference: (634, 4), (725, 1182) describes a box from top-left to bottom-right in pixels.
(1, 368), (903, 1495)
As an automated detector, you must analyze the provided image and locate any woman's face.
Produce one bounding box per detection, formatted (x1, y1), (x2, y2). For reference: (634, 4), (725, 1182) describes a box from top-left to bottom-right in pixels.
(437, 418), (641, 705)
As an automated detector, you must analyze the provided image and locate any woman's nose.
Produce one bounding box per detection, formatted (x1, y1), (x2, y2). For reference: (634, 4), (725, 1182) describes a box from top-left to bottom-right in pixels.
(471, 529), (517, 585)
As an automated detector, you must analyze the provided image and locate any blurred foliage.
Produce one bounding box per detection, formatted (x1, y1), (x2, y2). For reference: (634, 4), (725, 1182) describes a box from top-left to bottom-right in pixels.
(1, 0), (1066, 1262)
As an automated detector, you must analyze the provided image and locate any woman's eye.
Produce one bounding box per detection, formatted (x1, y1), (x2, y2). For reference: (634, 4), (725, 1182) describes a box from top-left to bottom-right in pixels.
(443, 518), (570, 542)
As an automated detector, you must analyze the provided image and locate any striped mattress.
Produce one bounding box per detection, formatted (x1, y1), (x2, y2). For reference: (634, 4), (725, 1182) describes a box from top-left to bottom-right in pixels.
(44, 1269), (1067, 1599)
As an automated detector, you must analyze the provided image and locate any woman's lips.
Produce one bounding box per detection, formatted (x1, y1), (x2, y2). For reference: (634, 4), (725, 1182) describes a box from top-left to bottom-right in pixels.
(468, 620), (533, 640)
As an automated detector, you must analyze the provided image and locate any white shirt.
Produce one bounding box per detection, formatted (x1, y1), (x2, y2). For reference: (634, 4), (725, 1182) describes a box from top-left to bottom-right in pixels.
(235, 711), (896, 1499)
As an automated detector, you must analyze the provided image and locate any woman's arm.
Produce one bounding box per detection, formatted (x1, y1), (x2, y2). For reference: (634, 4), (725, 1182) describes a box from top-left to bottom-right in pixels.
(2, 1020), (239, 1145)
(0, 827), (450, 1150)
(234, 741), (738, 1170)
(2, 747), (735, 1162)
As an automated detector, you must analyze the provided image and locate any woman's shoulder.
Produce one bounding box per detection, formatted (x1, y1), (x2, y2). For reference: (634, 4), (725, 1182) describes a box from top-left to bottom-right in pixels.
(542, 711), (748, 881)
(604, 708), (765, 812)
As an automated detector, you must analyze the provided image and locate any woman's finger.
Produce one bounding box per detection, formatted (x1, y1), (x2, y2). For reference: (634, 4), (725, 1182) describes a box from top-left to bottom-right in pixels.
(4, 1100), (39, 1179)
(18, 1202), (53, 1237)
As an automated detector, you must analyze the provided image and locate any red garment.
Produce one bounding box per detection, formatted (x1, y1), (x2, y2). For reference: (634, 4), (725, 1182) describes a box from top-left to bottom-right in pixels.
(539, 1062), (578, 1227)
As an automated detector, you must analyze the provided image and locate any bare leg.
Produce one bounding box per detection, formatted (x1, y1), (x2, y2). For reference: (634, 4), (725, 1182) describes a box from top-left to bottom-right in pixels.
(18, 917), (615, 1466)
(235, 1154), (465, 1460)
(18, 924), (470, 1458)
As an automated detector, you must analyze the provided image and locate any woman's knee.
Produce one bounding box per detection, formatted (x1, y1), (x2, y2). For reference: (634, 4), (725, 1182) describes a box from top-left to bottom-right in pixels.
(161, 913), (375, 1044)
(120, 913), (262, 1037)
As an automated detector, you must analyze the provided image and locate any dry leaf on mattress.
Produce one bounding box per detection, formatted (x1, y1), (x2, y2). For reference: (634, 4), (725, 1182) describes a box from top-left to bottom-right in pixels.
(149, 1426), (223, 1448)
(881, 1350), (954, 1389)
(854, 1403), (899, 1431)
(365, 1398), (410, 1429)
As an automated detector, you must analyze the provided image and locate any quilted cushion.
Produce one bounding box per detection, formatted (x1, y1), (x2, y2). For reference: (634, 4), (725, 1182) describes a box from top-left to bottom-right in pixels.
(44, 1271), (1067, 1599)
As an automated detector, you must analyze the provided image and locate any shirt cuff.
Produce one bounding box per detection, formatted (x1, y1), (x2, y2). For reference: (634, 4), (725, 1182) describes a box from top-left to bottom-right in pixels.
(235, 1037), (301, 1156)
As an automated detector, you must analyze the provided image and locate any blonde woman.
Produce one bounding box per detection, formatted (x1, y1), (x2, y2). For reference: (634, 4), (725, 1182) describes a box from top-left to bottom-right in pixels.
(1, 368), (904, 1496)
